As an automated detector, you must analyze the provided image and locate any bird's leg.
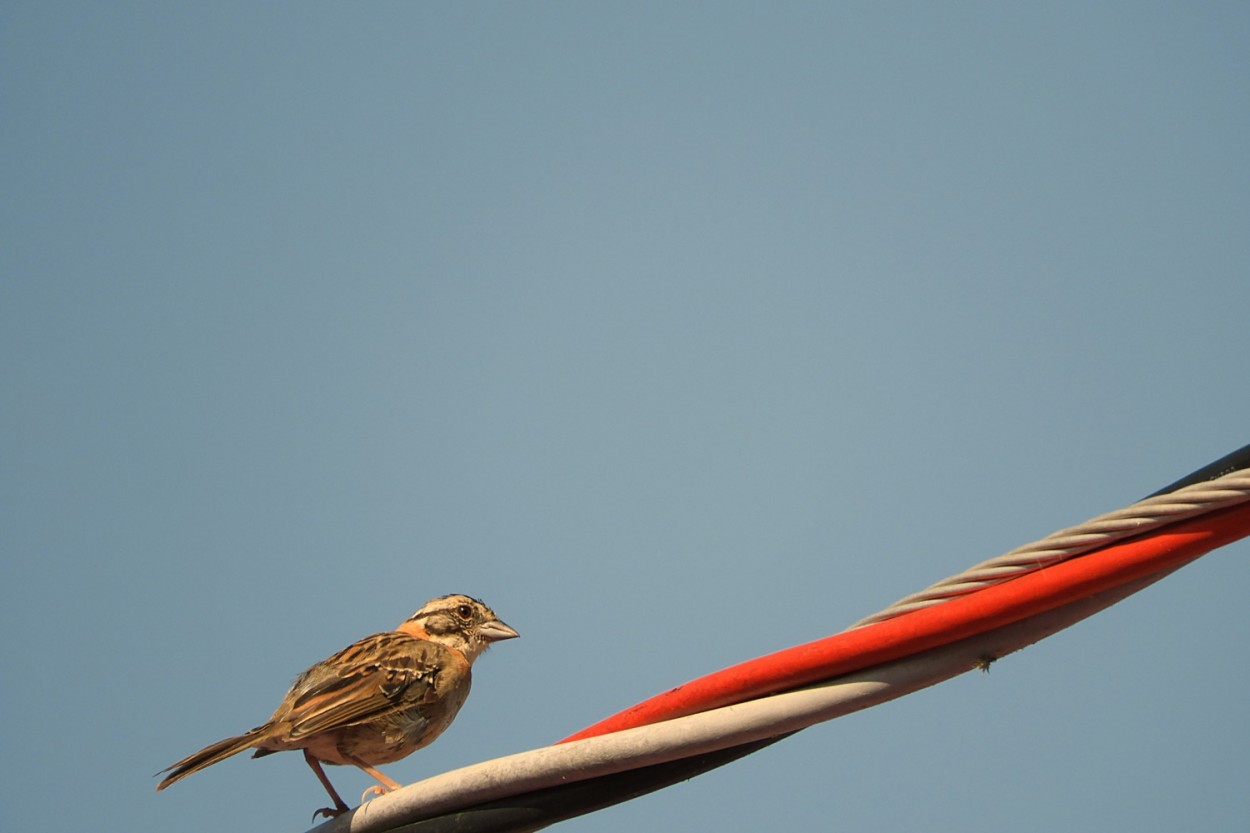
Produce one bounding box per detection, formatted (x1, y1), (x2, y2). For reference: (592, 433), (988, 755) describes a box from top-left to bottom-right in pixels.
(343, 753), (403, 802)
(303, 750), (351, 819)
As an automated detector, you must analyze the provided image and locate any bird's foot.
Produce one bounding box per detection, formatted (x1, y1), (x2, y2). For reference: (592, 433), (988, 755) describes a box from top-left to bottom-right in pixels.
(311, 802), (350, 821)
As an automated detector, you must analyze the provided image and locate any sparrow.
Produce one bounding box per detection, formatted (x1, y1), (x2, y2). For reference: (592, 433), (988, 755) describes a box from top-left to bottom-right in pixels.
(156, 594), (518, 818)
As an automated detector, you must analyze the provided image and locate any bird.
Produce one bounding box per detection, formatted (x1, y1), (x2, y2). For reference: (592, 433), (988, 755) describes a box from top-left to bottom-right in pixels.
(156, 594), (518, 818)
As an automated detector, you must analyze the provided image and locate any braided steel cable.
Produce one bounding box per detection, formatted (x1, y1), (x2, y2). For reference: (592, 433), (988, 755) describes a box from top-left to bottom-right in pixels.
(850, 470), (1250, 628)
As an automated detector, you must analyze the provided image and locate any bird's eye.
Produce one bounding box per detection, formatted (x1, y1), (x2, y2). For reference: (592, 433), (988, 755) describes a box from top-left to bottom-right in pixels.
(456, 604), (473, 620)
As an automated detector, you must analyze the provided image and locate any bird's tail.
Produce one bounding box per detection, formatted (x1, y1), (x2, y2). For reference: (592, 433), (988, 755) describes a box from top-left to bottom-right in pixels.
(156, 725), (270, 791)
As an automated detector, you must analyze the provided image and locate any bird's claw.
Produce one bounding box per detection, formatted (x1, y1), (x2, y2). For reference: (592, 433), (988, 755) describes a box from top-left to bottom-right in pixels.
(361, 784), (391, 803)
(311, 804), (349, 821)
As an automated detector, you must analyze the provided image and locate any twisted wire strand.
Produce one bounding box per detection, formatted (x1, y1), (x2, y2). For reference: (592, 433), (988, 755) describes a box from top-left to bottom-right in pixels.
(850, 470), (1250, 629)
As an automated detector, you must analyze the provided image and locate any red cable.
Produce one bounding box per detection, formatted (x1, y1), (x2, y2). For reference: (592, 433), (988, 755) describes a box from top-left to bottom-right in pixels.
(562, 500), (1250, 743)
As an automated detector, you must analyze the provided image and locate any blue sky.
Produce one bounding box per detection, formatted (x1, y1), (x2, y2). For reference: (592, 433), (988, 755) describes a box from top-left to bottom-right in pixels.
(3, 3), (1248, 831)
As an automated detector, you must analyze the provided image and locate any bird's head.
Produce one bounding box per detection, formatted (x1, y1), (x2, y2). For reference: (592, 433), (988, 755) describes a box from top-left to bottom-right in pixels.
(398, 594), (518, 662)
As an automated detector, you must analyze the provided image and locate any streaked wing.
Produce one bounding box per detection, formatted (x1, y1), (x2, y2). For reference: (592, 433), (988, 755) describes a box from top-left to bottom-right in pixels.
(278, 631), (445, 741)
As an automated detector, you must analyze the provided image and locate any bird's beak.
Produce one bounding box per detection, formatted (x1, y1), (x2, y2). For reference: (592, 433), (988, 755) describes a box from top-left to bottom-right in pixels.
(479, 619), (519, 642)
